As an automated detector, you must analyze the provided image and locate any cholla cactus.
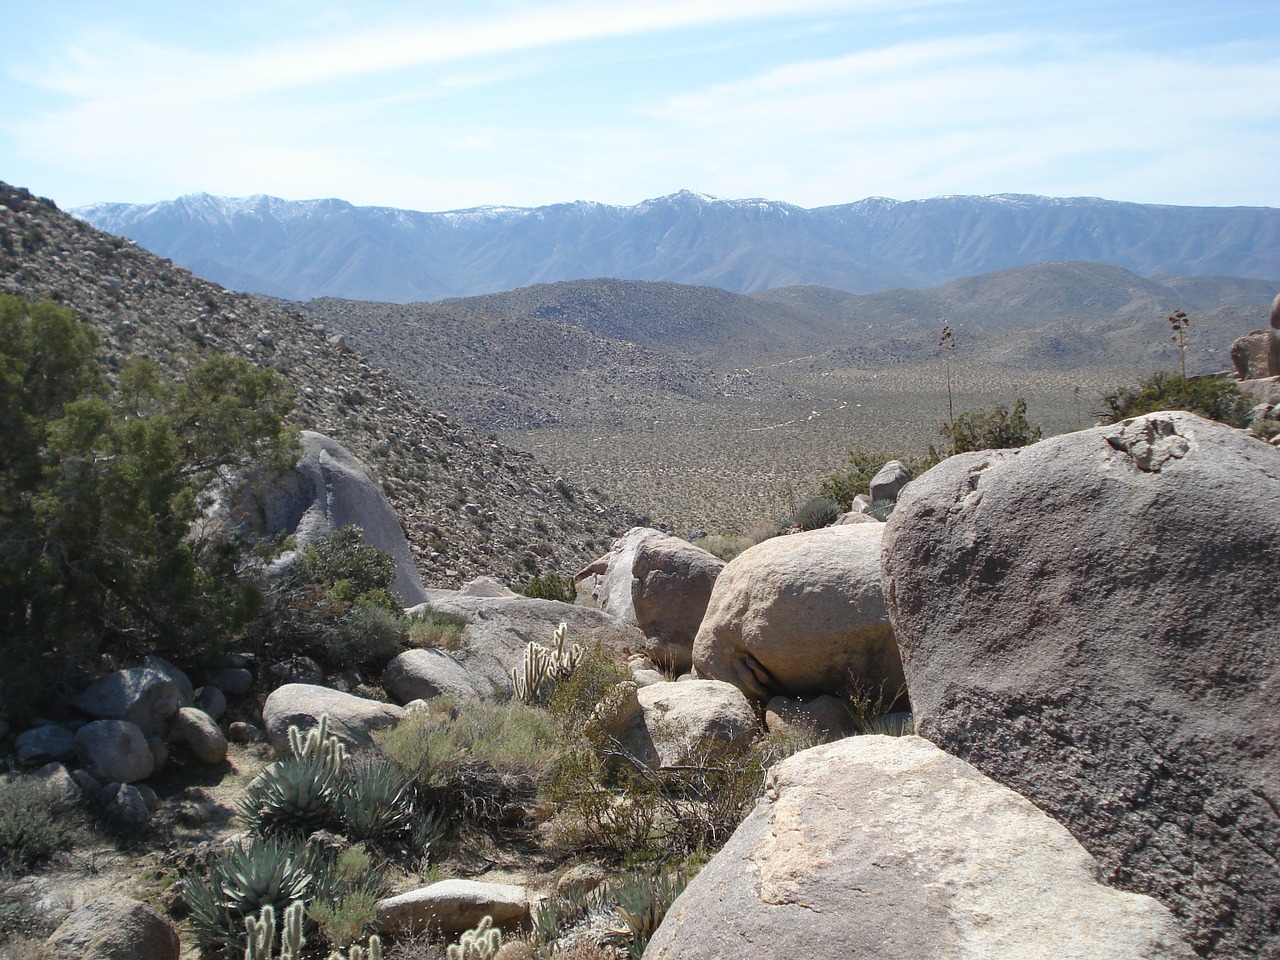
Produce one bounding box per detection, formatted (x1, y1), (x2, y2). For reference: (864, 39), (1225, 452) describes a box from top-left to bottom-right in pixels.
(290, 715), (349, 775)
(510, 622), (583, 703)
(244, 901), (304, 960)
(447, 915), (502, 960)
(329, 936), (383, 960)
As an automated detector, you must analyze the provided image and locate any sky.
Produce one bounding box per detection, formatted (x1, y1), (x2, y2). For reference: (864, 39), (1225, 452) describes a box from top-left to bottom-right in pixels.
(2, 0), (1277, 213)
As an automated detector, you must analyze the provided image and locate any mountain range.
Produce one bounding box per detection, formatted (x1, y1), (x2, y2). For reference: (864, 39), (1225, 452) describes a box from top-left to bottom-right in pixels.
(73, 191), (1280, 303)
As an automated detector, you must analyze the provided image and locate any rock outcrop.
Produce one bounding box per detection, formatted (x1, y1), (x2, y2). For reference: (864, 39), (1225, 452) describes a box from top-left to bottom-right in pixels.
(228, 430), (428, 605)
(645, 736), (1194, 960)
(881, 411), (1280, 959)
(578, 528), (724, 673)
(375, 879), (528, 936)
(693, 523), (902, 704)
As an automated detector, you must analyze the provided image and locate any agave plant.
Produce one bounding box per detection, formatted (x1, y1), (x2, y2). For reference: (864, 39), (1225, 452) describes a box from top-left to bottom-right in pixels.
(240, 716), (348, 836)
(185, 835), (323, 953)
(336, 757), (416, 842)
(611, 869), (689, 959)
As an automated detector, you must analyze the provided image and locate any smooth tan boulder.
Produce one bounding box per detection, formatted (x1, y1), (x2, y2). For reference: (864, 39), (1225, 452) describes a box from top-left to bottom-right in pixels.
(645, 737), (1194, 960)
(375, 879), (528, 936)
(692, 524), (902, 704)
(598, 679), (760, 770)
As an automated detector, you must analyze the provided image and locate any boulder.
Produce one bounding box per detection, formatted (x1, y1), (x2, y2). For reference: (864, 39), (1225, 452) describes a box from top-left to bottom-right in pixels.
(763, 695), (855, 742)
(16, 724), (76, 765)
(193, 685), (227, 720)
(646, 736), (1193, 960)
(142, 655), (195, 707)
(73, 720), (154, 784)
(72, 667), (180, 736)
(881, 411), (1280, 959)
(104, 782), (152, 826)
(375, 879), (529, 936)
(599, 679), (759, 770)
(868, 459), (912, 502)
(171, 707), (227, 765)
(417, 595), (646, 695)
(261, 683), (405, 757)
(384, 648), (492, 704)
(268, 656), (324, 687)
(42, 896), (180, 960)
(225, 430), (428, 605)
(30, 762), (82, 809)
(693, 524), (903, 705)
(213, 666), (254, 696)
(1230, 329), (1273, 380)
(577, 527), (725, 673)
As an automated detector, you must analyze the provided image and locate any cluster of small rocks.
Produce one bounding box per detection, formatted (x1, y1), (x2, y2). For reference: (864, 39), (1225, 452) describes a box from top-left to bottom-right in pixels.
(11, 656), (248, 827)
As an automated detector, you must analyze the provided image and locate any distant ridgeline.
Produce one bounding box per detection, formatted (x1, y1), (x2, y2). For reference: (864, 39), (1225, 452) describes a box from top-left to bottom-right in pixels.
(73, 190), (1280, 303)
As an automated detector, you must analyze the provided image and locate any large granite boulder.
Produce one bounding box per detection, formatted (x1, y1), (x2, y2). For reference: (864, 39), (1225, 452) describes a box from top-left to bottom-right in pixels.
(692, 523), (903, 705)
(42, 896), (180, 960)
(578, 527), (725, 673)
(227, 430), (427, 605)
(73, 720), (155, 784)
(261, 683), (405, 757)
(598, 679), (759, 770)
(646, 736), (1193, 960)
(384, 648), (492, 704)
(72, 667), (180, 736)
(414, 595), (646, 695)
(881, 411), (1280, 959)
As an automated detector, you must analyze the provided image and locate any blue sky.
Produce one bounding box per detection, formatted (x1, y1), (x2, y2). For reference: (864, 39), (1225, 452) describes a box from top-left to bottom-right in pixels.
(3, 0), (1277, 212)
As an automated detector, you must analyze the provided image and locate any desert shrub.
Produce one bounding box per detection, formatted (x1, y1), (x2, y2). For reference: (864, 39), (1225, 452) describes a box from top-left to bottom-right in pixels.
(307, 846), (386, 950)
(377, 699), (561, 828)
(0, 776), (68, 872)
(522, 572), (576, 603)
(937, 397), (1042, 455)
(788, 496), (842, 531)
(262, 526), (408, 670)
(1098, 370), (1253, 427)
(846, 676), (910, 732)
(407, 607), (468, 650)
(548, 642), (631, 732)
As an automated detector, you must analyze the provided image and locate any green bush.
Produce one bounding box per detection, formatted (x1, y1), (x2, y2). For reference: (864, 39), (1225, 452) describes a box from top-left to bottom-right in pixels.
(262, 526), (408, 670)
(0, 776), (69, 872)
(1099, 370), (1253, 427)
(522, 572), (576, 603)
(406, 607), (468, 650)
(937, 397), (1042, 455)
(377, 699), (561, 829)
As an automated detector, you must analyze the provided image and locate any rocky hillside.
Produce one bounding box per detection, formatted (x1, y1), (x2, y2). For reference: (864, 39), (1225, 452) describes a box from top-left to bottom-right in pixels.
(286, 295), (812, 432)
(0, 182), (637, 585)
(74, 190), (1280, 302)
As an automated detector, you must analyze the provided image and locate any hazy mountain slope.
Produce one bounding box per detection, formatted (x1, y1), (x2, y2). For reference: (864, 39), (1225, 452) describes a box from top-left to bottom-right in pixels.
(0, 183), (636, 585)
(74, 191), (1280, 303)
